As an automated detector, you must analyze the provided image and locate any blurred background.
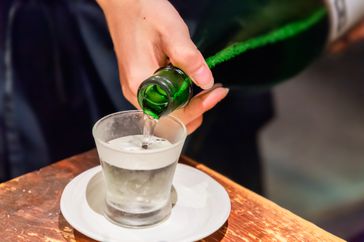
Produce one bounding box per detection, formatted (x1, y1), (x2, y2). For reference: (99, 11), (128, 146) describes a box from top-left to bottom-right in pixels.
(2, 1), (364, 240)
(261, 42), (364, 239)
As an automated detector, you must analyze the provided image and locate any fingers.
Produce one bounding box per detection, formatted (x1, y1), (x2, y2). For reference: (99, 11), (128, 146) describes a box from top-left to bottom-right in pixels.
(119, 63), (157, 108)
(330, 21), (364, 53)
(116, 41), (165, 109)
(100, 0), (216, 117)
(169, 44), (213, 90)
(347, 22), (364, 42)
(172, 84), (229, 132)
(186, 116), (203, 134)
(161, 25), (214, 89)
(182, 85), (229, 124)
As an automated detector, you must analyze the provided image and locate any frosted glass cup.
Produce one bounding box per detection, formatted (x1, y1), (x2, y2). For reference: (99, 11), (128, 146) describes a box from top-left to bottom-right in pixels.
(92, 111), (187, 228)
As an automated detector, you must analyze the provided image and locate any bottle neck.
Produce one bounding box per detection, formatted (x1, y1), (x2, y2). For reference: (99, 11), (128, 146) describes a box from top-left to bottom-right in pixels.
(137, 65), (192, 119)
(325, 0), (364, 41)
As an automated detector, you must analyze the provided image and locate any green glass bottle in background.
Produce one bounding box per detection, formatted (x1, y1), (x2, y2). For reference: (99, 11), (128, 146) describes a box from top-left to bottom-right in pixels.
(138, 0), (364, 119)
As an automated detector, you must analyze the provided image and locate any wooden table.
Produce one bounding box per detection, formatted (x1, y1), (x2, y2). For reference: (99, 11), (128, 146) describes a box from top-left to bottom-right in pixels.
(0, 150), (344, 241)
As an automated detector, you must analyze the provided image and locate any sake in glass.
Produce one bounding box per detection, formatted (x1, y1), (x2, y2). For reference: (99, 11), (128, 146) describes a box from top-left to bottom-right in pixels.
(92, 110), (187, 228)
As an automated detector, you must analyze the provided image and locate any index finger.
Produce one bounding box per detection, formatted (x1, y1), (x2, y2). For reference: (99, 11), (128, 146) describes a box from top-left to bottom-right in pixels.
(172, 84), (229, 125)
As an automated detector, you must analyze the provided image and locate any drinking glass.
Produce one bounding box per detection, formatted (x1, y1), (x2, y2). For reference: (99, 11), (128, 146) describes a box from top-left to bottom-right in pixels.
(92, 110), (187, 228)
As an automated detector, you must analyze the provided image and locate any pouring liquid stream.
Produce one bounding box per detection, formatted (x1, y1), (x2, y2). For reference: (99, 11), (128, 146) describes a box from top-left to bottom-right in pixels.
(142, 114), (158, 149)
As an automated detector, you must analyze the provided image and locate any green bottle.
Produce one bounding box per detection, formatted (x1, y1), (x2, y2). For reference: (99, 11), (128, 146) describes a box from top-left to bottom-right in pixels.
(137, 65), (192, 119)
(138, 0), (364, 119)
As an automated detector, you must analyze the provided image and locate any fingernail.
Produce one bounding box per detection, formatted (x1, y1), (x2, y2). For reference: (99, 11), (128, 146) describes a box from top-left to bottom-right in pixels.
(204, 83), (223, 92)
(192, 65), (213, 89)
(224, 88), (230, 95)
(209, 86), (229, 96)
(212, 83), (223, 89)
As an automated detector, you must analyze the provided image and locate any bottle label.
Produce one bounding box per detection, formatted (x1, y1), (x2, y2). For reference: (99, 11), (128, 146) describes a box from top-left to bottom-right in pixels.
(326, 0), (364, 41)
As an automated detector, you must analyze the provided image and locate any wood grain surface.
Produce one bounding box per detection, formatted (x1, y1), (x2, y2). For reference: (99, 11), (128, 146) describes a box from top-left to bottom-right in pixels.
(0, 150), (344, 241)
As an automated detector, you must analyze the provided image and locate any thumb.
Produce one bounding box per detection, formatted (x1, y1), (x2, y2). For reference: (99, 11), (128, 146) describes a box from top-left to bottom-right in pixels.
(163, 33), (214, 89)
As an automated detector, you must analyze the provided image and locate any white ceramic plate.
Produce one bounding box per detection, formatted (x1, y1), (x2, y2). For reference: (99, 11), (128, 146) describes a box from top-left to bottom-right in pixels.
(60, 164), (230, 242)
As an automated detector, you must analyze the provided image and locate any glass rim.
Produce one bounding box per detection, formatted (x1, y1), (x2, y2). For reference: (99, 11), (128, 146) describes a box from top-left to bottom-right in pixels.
(92, 110), (187, 154)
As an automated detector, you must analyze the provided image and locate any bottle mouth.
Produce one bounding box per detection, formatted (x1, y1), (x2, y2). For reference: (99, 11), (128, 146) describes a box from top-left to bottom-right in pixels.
(137, 77), (173, 119)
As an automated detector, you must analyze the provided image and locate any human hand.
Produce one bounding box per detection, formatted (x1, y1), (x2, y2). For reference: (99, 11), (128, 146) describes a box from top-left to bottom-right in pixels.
(330, 21), (364, 53)
(97, 0), (228, 133)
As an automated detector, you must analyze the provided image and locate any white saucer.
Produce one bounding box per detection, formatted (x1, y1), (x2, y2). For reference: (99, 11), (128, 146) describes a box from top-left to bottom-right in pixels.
(60, 164), (231, 242)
